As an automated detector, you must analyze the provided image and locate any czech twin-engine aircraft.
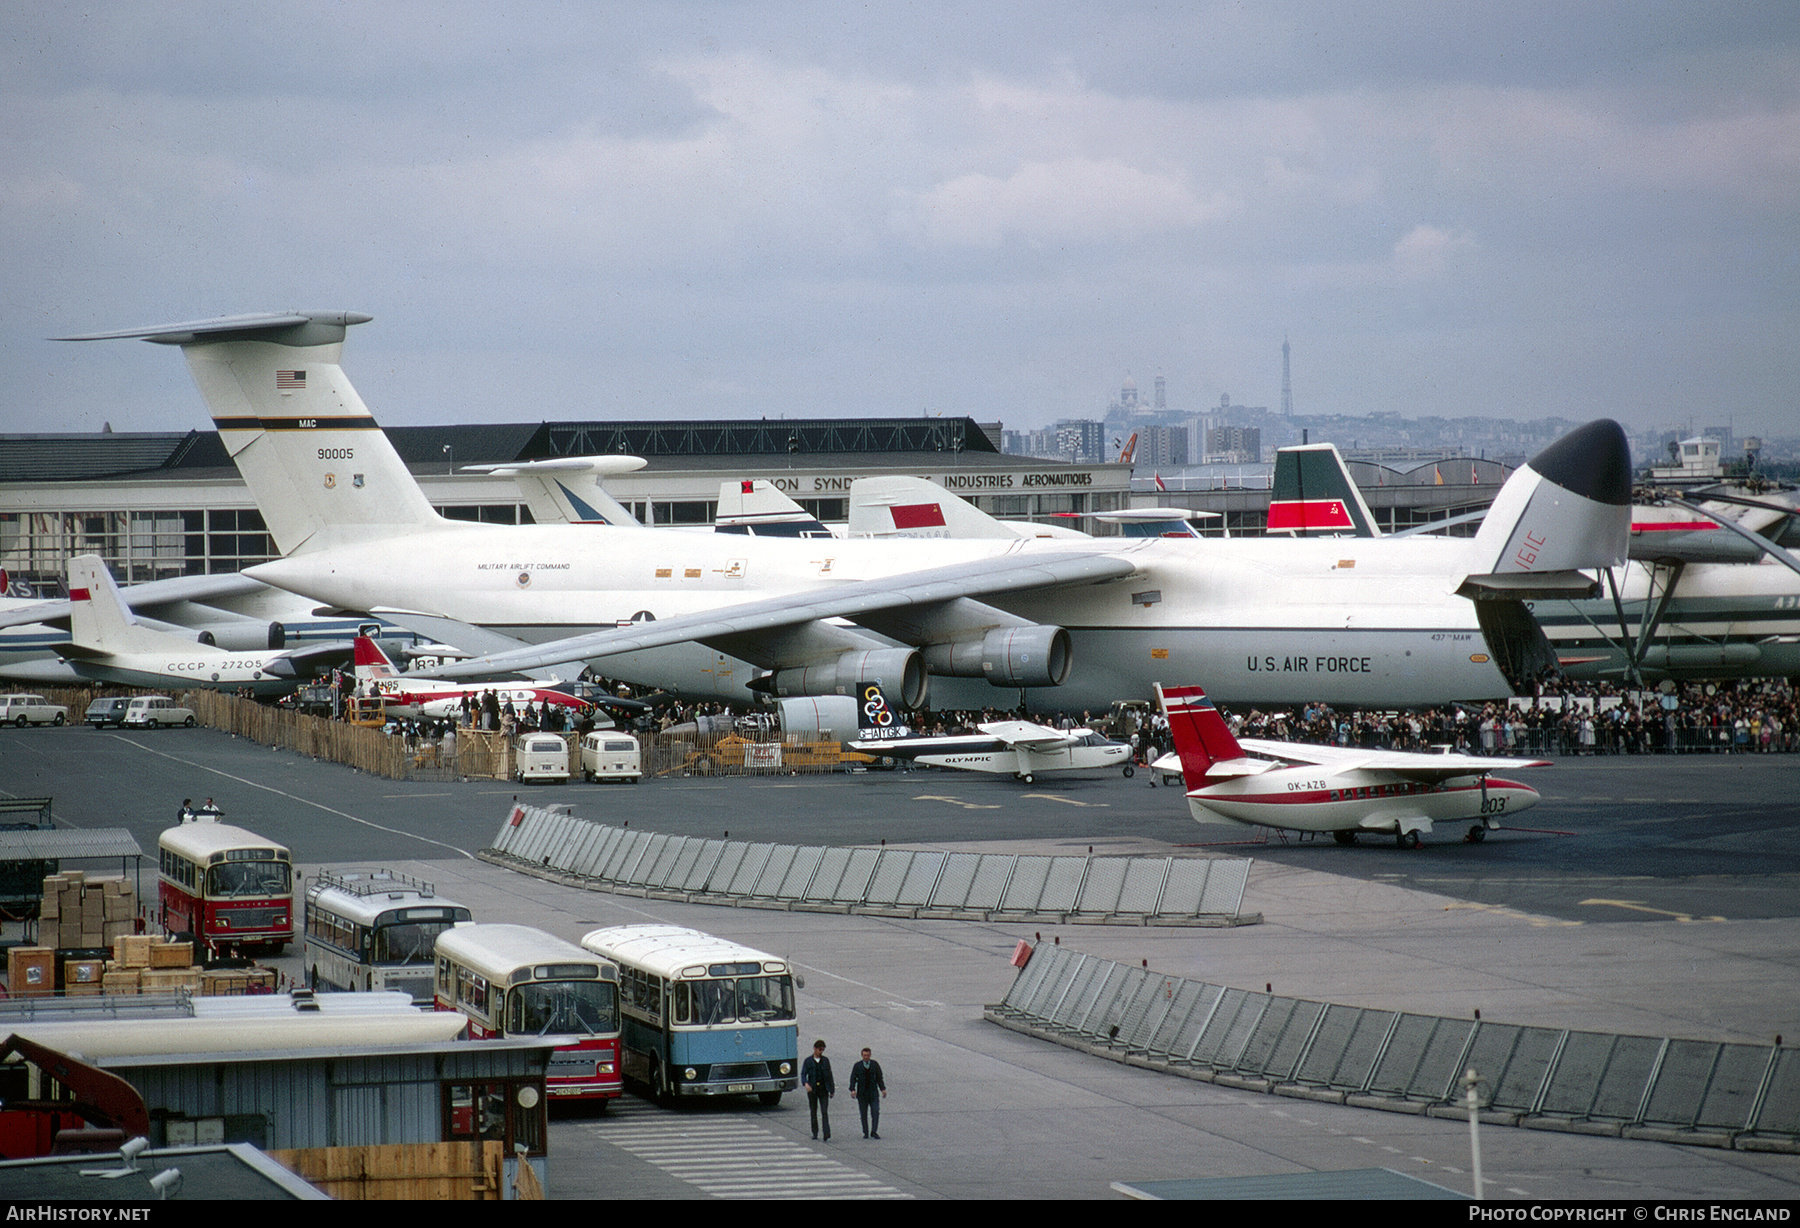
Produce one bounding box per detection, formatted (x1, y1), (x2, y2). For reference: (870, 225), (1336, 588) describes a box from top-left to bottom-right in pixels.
(1155, 684), (1547, 848)
(351, 636), (588, 721)
(59, 311), (1629, 713)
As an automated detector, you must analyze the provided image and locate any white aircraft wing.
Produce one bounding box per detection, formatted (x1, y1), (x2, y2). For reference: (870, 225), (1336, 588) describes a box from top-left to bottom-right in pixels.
(1237, 736), (1549, 780)
(417, 551), (1138, 680)
(976, 720), (1077, 751)
(0, 571), (272, 631)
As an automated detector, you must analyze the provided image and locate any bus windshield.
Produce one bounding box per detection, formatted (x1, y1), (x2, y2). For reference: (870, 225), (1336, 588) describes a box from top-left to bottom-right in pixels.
(507, 980), (619, 1037)
(680, 975), (796, 1026)
(207, 861), (292, 898)
(372, 920), (459, 965)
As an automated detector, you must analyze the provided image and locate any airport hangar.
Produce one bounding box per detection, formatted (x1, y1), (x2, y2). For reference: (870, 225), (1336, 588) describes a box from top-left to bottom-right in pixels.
(0, 415), (1508, 595)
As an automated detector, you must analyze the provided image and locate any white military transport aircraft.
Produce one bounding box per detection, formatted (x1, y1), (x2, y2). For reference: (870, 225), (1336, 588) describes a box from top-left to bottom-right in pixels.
(58, 311), (1630, 713)
(852, 719), (1132, 784)
(1156, 683), (1548, 848)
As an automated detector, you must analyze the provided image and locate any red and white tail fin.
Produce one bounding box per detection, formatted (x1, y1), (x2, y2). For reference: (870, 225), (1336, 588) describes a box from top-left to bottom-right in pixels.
(352, 635), (400, 681)
(1155, 684), (1246, 786)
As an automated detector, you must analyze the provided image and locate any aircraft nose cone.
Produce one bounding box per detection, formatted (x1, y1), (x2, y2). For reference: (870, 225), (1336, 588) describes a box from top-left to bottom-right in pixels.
(1527, 419), (1631, 506)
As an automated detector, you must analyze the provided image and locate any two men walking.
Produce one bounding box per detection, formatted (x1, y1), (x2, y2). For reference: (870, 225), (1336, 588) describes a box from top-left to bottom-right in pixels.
(801, 1039), (888, 1141)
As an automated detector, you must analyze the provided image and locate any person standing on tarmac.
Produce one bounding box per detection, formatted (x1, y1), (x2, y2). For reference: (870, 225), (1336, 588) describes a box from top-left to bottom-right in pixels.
(801, 1038), (834, 1141)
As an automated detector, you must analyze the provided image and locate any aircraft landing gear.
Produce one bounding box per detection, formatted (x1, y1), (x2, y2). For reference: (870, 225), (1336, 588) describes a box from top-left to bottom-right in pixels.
(1396, 829), (1422, 850)
(1333, 830), (1356, 846)
(1122, 764), (1135, 778)
(1466, 823), (1487, 843)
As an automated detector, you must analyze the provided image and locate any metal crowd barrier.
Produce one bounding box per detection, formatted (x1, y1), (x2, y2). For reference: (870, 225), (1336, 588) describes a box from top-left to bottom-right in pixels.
(481, 803), (1256, 926)
(987, 942), (1799, 1152)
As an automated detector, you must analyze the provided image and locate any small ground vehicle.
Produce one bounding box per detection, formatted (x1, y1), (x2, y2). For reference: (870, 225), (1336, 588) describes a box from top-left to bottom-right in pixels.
(84, 697), (131, 728)
(0, 694), (67, 727)
(580, 731), (641, 783)
(122, 696), (197, 728)
(515, 733), (571, 783)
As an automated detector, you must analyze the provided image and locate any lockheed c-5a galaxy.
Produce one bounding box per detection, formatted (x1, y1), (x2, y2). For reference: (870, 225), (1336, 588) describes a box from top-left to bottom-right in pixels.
(60, 311), (1630, 713)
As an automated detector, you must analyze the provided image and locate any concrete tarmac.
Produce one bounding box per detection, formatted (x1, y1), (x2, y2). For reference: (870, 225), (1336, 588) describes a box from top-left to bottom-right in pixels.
(6, 725), (1800, 1199)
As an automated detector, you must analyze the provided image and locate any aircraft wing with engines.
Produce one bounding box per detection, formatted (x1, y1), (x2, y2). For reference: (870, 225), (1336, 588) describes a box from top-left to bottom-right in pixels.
(395, 549), (1134, 695)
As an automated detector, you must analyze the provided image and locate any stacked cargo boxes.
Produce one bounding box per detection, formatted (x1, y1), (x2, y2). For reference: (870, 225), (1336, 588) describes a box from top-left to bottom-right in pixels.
(3, 873), (276, 997)
(38, 870), (137, 951)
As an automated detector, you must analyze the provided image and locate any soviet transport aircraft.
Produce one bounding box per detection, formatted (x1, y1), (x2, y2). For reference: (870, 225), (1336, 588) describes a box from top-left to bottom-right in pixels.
(59, 311), (1630, 713)
(1156, 684), (1548, 848)
(60, 555), (342, 695)
(1244, 436), (1800, 684)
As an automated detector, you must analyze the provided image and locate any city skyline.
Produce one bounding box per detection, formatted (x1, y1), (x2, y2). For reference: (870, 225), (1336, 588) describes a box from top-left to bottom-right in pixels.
(3, 3), (1795, 437)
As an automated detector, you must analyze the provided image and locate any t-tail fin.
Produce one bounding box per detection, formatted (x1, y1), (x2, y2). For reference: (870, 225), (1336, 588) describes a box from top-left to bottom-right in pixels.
(848, 476), (1022, 539)
(55, 312), (444, 556)
(67, 554), (174, 656)
(461, 456), (648, 527)
(352, 635), (401, 681)
(1458, 419), (1631, 597)
(1155, 684), (1246, 786)
(715, 480), (835, 537)
(1268, 443), (1381, 537)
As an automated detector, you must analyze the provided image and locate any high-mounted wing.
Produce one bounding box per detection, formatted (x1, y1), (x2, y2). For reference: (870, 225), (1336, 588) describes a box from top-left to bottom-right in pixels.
(414, 551), (1138, 680)
(1236, 735), (1549, 780)
(977, 720), (1078, 752)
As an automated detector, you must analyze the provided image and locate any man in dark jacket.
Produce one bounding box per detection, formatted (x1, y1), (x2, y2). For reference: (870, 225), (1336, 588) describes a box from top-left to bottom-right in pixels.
(849, 1047), (887, 1138)
(800, 1038), (834, 1140)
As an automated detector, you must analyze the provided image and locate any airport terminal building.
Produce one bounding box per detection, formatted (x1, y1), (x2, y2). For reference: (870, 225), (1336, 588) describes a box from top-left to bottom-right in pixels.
(0, 415), (1511, 596)
(0, 417), (1136, 593)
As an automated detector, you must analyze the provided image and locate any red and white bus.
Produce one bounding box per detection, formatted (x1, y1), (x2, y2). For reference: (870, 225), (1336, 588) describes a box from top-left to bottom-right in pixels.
(434, 923), (622, 1104)
(157, 818), (296, 956)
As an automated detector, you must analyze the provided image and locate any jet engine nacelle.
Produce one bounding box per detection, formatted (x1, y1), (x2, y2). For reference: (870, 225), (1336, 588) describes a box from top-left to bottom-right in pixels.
(924, 625), (1071, 689)
(192, 621), (286, 651)
(762, 648), (926, 710)
(774, 695), (862, 743)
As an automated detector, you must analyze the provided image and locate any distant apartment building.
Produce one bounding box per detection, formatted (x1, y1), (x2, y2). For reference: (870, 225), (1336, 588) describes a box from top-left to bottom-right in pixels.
(1135, 424), (1188, 468)
(1204, 425), (1261, 464)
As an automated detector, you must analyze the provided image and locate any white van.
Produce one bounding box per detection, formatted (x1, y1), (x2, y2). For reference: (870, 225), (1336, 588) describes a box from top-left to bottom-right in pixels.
(580, 731), (642, 784)
(514, 733), (571, 784)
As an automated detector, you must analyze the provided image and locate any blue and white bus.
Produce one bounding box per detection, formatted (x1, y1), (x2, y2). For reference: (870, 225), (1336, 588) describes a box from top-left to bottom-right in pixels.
(579, 924), (799, 1106)
(304, 869), (472, 1002)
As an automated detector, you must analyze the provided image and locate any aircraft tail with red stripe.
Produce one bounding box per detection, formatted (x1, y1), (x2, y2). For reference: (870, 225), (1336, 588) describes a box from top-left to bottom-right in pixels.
(1154, 684), (1246, 785)
(353, 635), (400, 681)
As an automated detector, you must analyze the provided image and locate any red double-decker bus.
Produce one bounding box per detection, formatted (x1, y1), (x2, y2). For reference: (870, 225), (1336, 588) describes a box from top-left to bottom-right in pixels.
(157, 818), (295, 956)
(434, 923), (622, 1105)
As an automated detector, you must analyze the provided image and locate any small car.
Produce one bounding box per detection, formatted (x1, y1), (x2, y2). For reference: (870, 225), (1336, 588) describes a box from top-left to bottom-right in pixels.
(121, 696), (197, 728)
(85, 696), (132, 728)
(514, 733), (571, 784)
(0, 694), (68, 727)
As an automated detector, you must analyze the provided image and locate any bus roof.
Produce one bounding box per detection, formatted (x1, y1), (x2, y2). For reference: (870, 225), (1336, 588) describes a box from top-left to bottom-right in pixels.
(305, 869), (469, 926)
(157, 821), (290, 861)
(435, 923), (617, 983)
(580, 924), (789, 980)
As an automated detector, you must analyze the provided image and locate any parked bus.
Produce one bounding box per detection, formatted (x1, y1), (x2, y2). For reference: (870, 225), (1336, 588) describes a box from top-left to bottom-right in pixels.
(304, 869), (473, 1002)
(434, 923), (622, 1104)
(580, 924), (798, 1106)
(157, 817), (295, 956)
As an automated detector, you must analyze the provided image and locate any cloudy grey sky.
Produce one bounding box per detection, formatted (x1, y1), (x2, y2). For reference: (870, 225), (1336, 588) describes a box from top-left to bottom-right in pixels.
(4, 2), (1796, 438)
